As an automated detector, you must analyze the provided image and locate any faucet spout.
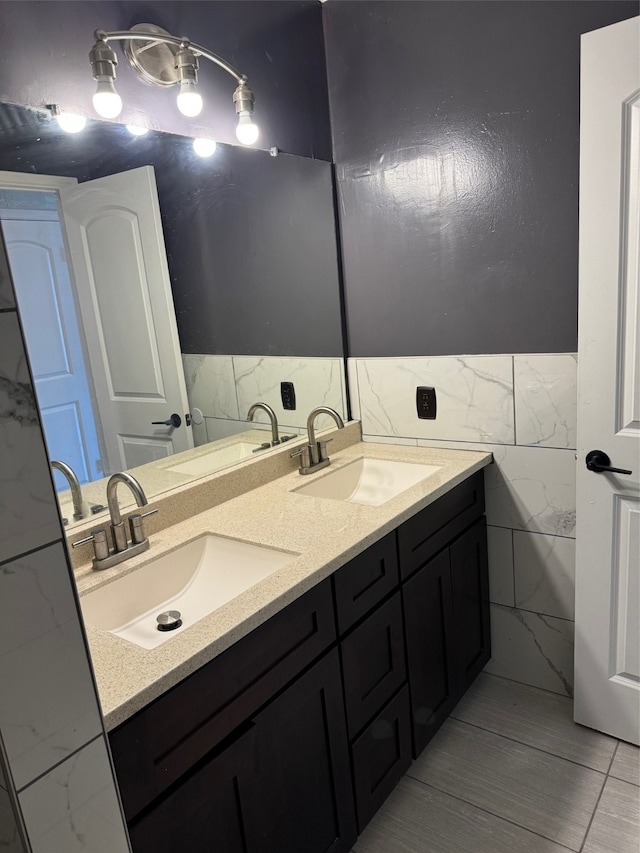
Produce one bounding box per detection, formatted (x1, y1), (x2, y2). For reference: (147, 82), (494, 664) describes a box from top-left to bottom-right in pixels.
(51, 460), (86, 521)
(306, 406), (345, 454)
(247, 402), (280, 445)
(106, 471), (148, 527)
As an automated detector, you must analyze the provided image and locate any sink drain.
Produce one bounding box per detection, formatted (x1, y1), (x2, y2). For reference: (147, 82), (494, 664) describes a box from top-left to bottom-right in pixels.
(156, 610), (182, 632)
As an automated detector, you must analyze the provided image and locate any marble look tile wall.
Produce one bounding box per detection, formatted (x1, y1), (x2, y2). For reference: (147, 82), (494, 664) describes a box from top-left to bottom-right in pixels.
(0, 235), (131, 850)
(0, 314), (61, 563)
(0, 742), (26, 853)
(349, 353), (578, 697)
(183, 353), (348, 445)
(18, 738), (129, 853)
(0, 784), (25, 853)
(0, 544), (103, 789)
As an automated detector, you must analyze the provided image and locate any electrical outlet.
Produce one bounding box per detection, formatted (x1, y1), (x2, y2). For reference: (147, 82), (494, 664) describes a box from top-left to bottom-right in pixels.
(416, 386), (437, 419)
(281, 381), (296, 410)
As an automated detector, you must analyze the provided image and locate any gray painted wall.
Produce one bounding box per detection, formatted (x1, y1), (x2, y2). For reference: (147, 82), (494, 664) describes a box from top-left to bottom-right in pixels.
(324, 0), (638, 357)
(0, 103), (344, 357)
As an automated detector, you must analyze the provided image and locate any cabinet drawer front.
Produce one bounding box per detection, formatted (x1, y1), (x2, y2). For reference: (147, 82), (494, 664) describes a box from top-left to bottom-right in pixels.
(398, 471), (485, 579)
(341, 593), (406, 738)
(403, 548), (457, 758)
(333, 532), (399, 634)
(110, 578), (336, 820)
(351, 685), (412, 834)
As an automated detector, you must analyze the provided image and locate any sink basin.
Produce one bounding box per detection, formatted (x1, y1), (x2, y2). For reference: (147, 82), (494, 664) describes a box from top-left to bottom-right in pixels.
(167, 442), (261, 477)
(294, 458), (441, 506)
(80, 534), (297, 649)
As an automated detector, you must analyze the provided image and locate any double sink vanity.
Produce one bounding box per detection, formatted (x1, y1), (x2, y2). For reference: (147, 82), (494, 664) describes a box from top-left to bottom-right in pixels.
(70, 424), (492, 852)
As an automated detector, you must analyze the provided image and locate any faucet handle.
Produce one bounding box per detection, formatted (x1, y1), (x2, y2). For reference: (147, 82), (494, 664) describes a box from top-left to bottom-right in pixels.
(291, 445), (312, 470)
(128, 509), (158, 545)
(72, 529), (109, 562)
(317, 438), (334, 463)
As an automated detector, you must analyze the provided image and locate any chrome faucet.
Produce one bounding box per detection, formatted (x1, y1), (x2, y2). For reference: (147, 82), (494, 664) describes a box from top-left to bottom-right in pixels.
(107, 472), (149, 552)
(72, 471), (157, 570)
(51, 460), (87, 522)
(247, 402), (280, 445)
(292, 406), (345, 475)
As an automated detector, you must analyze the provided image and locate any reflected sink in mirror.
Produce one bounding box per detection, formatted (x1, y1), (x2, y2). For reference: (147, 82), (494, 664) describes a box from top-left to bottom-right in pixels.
(166, 442), (262, 477)
(294, 458), (441, 506)
(80, 534), (298, 650)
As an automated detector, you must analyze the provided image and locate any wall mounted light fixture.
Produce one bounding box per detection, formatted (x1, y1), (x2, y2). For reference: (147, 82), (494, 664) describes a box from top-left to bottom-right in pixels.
(88, 23), (259, 144)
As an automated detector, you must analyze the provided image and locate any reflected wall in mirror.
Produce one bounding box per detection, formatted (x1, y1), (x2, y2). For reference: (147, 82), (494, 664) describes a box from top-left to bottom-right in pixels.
(0, 103), (347, 528)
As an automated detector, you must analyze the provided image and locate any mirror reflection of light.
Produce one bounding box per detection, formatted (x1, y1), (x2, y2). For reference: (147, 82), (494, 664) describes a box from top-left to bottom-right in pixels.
(193, 137), (217, 157)
(127, 125), (149, 136)
(56, 112), (87, 134)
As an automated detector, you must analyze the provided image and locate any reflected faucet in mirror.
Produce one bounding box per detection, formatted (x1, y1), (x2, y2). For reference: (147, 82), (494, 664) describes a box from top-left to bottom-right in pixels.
(247, 402), (280, 446)
(247, 402), (297, 448)
(50, 460), (89, 523)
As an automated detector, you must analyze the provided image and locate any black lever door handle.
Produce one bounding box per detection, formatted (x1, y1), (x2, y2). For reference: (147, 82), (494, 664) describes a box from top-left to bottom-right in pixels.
(585, 450), (632, 475)
(151, 413), (182, 428)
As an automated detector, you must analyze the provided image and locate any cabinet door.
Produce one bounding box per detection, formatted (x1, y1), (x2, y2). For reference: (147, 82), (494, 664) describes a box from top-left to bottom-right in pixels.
(351, 685), (412, 833)
(247, 649), (356, 853)
(403, 548), (457, 757)
(341, 592), (406, 738)
(450, 518), (490, 694)
(129, 724), (256, 853)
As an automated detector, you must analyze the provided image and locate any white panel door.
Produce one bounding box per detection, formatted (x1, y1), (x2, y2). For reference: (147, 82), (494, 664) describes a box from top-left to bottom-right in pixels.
(60, 166), (193, 474)
(575, 17), (640, 744)
(1, 216), (103, 484)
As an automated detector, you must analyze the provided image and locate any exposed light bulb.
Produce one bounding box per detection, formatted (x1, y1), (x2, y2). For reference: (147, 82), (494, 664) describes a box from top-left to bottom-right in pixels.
(127, 125), (149, 136)
(177, 80), (203, 117)
(56, 112), (87, 134)
(235, 111), (259, 145)
(93, 78), (122, 119)
(193, 137), (217, 157)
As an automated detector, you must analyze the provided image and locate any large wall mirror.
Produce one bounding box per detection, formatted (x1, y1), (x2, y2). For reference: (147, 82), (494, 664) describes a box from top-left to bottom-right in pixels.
(0, 102), (347, 529)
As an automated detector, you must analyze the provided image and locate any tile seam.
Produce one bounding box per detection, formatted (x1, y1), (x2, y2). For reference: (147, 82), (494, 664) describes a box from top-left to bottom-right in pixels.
(14, 732), (104, 795)
(442, 717), (611, 774)
(403, 775), (580, 853)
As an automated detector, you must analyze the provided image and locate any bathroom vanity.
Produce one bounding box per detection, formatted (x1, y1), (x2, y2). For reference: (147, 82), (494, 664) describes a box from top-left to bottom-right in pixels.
(77, 441), (491, 853)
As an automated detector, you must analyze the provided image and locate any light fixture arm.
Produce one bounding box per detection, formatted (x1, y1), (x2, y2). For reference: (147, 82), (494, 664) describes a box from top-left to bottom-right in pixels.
(94, 29), (247, 85)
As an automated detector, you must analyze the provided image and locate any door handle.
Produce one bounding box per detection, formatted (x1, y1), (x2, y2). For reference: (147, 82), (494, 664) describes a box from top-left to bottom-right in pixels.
(585, 450), (632, 475)
(151, 413), (182, 428)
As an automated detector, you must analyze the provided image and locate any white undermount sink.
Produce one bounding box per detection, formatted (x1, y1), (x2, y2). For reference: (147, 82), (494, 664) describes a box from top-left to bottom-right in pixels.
(80, 534), (298, 650)
(294, 458), (441, 506)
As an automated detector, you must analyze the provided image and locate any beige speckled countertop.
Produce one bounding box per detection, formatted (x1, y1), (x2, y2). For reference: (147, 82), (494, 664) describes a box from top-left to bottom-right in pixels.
(77, 441), (492, 730)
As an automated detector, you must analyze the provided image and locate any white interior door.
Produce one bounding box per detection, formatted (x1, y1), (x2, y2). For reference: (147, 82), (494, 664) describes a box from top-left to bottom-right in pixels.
(575, 16), (640, 745)
(1, 215), (103, 484)
(60, 166), (193, 474)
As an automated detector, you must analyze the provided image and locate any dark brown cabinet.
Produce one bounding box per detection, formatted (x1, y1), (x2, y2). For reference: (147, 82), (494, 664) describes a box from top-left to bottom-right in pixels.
(246, 650), (355, 853)
(403, 515), (490, 757)
(110, 469), (490, 853)
(129, 724), (257, 853)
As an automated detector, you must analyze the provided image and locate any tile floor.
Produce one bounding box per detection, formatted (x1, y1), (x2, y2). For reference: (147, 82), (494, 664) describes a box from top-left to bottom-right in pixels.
(353, 673), (640, 853)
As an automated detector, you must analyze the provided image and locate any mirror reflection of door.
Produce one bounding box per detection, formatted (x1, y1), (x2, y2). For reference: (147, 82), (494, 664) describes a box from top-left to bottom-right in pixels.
(0, 166), (193, 487)
(0, 193), (104, 488)
(59, 166), (193, 471)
